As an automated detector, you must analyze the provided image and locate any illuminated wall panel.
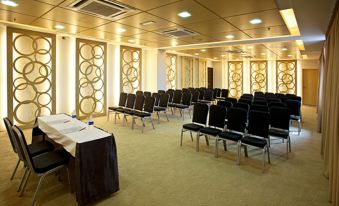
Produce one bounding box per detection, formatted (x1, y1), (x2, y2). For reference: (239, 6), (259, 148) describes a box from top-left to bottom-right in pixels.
(250, 61), (268, 93)
(166, 53), (177, 89)
(228, 61), (243, 98)
(181, 56), (193, 88)
(76, 38), (107, 118)
(276, 60), (297, 94)
(7, 27), (56, 128)
(120, 46), (142, 93)
(198, 59), (207, 87)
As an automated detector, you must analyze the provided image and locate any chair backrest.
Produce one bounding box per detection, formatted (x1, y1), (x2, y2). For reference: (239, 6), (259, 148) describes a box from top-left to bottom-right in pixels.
(270, 106), (290, 130)
(254, 91), (265, 97)
(204, 89), (214, 100)
(225, 97), (237, 105)
(198, 89), (205, 100)
(251, 104), (269, 112)
(192, 103), (209, 125)
(252, 100), (267, 106)
(248, 110), (270, 138)
(158, 90), (165, 94)
(172, 90), (182, 104)
(136, 90), (143, 96)
(118, 92), (128, 107)
(238, 98), (252, 106)
(3, 117), (18, 154)
(217, 100), (233, 109)
(158, 93), (169, 108)
(143, 96), (155, 113)
(134, 95), (145, 111)
(269, 102), (286, 108)
(208, 105), (226, 129)
(213, 88), (221, 98)
(182, 88), (189, 93)
(144, 91), (152, 97)
(126, 93), (136, 109)
(181, 92), (192, 106)
(227, 107), (248, 132)
(12, 126), (34, 172)
(267, 98), (281, 103)
(191, 91), (199, 103)
(234, 102), (250, 112)
(286, 99), (301, 116)
(152, 93), (160, 106)
(166, 90), (174, 102)
(221, 89), (229, 98)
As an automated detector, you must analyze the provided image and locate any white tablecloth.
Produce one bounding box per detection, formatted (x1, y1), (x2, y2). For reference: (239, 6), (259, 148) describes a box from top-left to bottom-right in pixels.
(38, 114), (111, 156)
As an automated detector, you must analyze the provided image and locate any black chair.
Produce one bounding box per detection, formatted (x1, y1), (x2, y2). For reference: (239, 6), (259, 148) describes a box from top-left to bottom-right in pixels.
(3, 118), (54, 181)
(199, 89), (214, 104)
(238, 98), (252, 106)
(253, 97), (266, 102)
(144, 91), (152, 97)
(269, 106), (291, 158)
(217, 107), (248, 164)
(107, 92), (127, 121)
(216, 89), (229, 100)
(12, 125), (69, 204)
(168, 90), (182, 114)
(251, 104), (269, 112)
(241, 110), (270, 170)
(114, 93), (135, 124)
(242, 93), (253, 99)
(198, 89), (205, 101)
(252, 100), (268, 106)
(136, 90), (143, 96)
(123, 94), (145, 126)
(154, 93), (170, 123)
(175, 92), (192, 120)
(217, 100), (233, 109)
(225, 97), (237, 105)
(191, 90), (200, 105)
(254, 91), (265, 97)
(198, 105), (226, 152)
(158, 90), (166, 94)
(152, 93), (160, 106)
(267, 98), (281, 104)
(286, 99), (302, 135)
(180, 103), (209, 148)
(213, 88), (221, 100)
(234, 102), (250, 113)
(166, 90), (174, 103)
(269, 102), (286, 108)
(132, 96), (156, 133)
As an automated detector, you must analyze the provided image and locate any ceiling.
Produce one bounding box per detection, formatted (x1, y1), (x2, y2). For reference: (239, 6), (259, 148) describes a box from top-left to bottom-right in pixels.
(0, 0), (336, 60)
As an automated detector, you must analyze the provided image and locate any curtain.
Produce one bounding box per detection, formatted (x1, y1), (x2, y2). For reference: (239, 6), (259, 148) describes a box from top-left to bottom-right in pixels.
(320, 7), (339, 205)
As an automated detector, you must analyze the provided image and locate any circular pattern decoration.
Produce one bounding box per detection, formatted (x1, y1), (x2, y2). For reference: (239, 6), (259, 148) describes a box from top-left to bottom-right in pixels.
(228, 62), (243, 98)
(166, 55), (177, 89)
(277, 61), (296, 94)
(251, 61), (267, 93)
(121, 48), (141, 93)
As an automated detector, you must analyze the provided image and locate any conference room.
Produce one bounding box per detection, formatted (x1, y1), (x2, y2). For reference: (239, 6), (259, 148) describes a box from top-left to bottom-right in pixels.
(0, 0), (338, 205)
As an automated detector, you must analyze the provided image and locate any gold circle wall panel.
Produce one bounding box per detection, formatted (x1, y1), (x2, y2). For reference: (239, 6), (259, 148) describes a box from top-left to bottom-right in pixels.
(76, 38), (107, 119)
(198, 59), (207, 87)
(120, 46), (142, 93)
(7, 27), (56, 128)
(166, 53), (177, 90)
(276, 60), (297, 94)
(181, 56), (193, 88)
(228, 61), (243, 99)
(250, 61), (268, 94)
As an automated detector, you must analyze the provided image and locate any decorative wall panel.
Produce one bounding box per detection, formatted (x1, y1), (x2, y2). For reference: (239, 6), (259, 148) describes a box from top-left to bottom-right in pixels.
(276, 60), (297, 94)
(250, 61), (268, 93)
(7, 28), (56, 128)
(181, 56), (193, 88)
(120, 46), (142, 93)
(76, 38), (107, 118)
(166, 53), (177, 89)
(228, 61), (243, 98)
(198, 59), (207, 87)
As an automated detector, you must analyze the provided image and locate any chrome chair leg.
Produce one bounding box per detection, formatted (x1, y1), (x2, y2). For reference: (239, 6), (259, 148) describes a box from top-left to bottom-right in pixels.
(267, 146), (271, 164)
(288, 136), (292, 152)
(180, 129), (184, 146)
(196, 132), (200, 152)
(150, 117), (155, 129)
(223, 140), (227, 151)
(32, 174), (47, 205)
(262, 148), (266, 170)
(244, 145), (248, 157)
(189, 131), (193, 141)
(205, 135), (209, 146)
(165, 111), (169, 121)
(107, 111), (110, 121)
(18, 167), (29, 192)
(157, 112), (160, 123)
(215, 138), (219, 157)
(286, 138), (289, 159)
(11, 159), (20, 180)
(237, 141), (241, 165)
(19, 170), (31, 197)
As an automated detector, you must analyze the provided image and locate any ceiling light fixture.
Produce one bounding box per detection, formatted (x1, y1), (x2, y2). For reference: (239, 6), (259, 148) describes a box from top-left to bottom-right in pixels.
(213, 57), (218, 60)
(54, 24), (65, 30)
(249, 18), (262, 25)
(288, 54), (293, 57)
(247, 46), (253, 49)
(171, 41), (178, 46)
(200, 49), (206, 52)
(116, 28), (126, 33)
(178, 11), (191, 18)
(195, 53), (199, 55)
(225, 34), (234, 39)
(128, 39), (135, 43)
(280, 8), (301, 36)
(140, 21), (156, 26)
(261, 53), (266, 56)
(221, 55), (226, 57)
(1, 0), (18, 7)
(282, 48), (288, 51)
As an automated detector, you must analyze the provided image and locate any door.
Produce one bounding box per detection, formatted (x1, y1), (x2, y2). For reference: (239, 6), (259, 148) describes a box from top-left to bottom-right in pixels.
(302, 69), (320, 106)
(208, 67), (213, 89)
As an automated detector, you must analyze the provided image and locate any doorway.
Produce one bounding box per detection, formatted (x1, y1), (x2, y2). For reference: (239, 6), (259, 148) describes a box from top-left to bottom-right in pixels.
(208, 67), (213, 89)
(302, 69), (320, 106)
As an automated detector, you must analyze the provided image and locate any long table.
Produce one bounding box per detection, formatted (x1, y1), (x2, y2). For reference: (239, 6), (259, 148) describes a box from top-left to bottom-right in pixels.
(32, 114), (119, 205)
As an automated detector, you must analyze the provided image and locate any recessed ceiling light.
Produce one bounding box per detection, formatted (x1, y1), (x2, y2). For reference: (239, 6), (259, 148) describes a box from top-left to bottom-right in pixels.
(282, 48), (288, 51)
(178, 11), (191, 18)
(171, 41), (178, 46)
(128, 39), (135, 43)
(116, 28), (126, 33)
(54, 24), (65, 30)
(1, 0), (18, 7)
(247, 46), (253, 49)
(225, 34), (234, 39)
(200, 49), (206, 52)
(288, 54), (293, 57)
(249, 18), (262, 25)
(221, 54), (226, 57)
(214, 57), (218, 59)
(261, 53), (266, 55)
(195, 53), (199, 55)
(140, 21), (156, 26)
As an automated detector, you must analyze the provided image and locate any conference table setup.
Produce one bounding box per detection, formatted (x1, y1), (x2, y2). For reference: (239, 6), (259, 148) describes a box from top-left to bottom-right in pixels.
(33, 114), (119, 205)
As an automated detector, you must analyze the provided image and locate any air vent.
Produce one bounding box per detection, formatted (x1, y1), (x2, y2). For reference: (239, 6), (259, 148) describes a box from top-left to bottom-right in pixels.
(157, 28), (199, 38)
(68, 0), (134, 19)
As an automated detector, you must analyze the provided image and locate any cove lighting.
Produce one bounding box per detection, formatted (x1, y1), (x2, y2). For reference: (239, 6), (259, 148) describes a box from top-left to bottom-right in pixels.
(296, 40), (305, 50)
(249, 18), (262, 25)
(225, 34), (234, 39)
(54, 25), (65, 30)
(1, 0), (17, 7)
(178, 11), (191, 18)
(140, 21), (156, 26)
(280, 8), (300, 36)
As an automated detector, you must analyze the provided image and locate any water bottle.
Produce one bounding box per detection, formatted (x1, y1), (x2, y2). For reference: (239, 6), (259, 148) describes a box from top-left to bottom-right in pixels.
(71, 110), (76, 119)
(88, 115), (94, 127)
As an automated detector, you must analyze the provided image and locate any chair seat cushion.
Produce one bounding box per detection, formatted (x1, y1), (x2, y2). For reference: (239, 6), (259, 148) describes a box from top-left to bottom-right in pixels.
(269, 128), (289, 139)
(33, 150), (69, 173)
(154, 107), (166, 111)
(183, 123), (204, 131)
(114, 107), (126, 112)
(218, 131), (242, 141)
(133, 111), (151, 117)
(108, 106), (123, 111)
(241, 136), (267, 148)
(290, 115), (301, 120)
(168, 103), (178, 107)
(199, 100), (212, 104)
(124, 110), (136, 115)
(28, 141), (54, 156)
(200, 127), (221, 136)
(175, 104), (189, 109)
